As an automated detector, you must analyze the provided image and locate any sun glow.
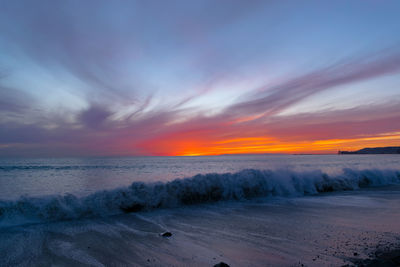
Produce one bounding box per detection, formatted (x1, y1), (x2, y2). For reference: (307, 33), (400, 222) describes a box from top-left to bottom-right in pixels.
(143, 132), (400, 156)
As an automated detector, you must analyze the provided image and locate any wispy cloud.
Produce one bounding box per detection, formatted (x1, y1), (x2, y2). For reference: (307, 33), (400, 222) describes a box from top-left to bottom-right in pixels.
(227, 50), (400, 120)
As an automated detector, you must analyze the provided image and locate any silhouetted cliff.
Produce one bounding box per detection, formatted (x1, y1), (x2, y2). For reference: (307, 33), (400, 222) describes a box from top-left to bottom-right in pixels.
(339, 146), (400, 154)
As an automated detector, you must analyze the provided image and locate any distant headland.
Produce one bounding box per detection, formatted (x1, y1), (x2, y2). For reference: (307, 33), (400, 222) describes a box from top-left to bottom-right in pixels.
(338, 146), (400, 154)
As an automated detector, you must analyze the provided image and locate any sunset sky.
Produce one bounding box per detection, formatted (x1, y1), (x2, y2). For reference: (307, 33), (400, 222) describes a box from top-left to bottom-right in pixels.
(1, 0), (400, 156)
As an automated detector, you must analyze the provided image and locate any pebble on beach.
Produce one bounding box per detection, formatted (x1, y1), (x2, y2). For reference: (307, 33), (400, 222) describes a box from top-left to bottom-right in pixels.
(161, 232), (172, 237)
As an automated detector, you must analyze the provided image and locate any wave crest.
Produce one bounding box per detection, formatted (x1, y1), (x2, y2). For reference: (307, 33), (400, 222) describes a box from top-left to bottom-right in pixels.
(1, 168), (399, 227)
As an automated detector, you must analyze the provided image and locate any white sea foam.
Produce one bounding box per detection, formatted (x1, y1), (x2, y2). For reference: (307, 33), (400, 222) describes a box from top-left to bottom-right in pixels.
(0, 168), (399, 227)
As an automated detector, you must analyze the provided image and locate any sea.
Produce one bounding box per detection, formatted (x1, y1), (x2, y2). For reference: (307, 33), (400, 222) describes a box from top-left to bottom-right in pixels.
(1, 154), (400, 266)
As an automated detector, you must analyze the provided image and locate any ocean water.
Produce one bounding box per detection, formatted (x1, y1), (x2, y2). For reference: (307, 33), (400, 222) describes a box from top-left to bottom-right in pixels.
(1, 154), (399, 199)
(1, 155), (400, 266)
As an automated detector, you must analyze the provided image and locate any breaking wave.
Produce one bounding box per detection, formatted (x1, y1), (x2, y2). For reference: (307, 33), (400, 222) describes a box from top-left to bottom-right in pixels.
(0, 168), (399, 227)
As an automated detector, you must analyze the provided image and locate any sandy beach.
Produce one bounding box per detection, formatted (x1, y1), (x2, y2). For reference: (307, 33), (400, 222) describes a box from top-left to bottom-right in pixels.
(2, 185), (400, 266)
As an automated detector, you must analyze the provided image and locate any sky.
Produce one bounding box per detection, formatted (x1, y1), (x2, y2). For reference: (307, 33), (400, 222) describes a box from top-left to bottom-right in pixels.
(0, 0), (400, 157)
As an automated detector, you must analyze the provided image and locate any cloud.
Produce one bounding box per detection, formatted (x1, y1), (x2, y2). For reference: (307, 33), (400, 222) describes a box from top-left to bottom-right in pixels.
(226, 49), (400, 119)
(78, 104), (113, 129)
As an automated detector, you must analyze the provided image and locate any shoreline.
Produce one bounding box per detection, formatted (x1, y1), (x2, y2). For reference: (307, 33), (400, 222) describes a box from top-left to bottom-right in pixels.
(1, 186), (400, 266)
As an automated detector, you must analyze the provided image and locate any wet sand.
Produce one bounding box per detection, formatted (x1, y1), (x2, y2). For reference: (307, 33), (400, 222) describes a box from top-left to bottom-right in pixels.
(1, 186), (400, 266)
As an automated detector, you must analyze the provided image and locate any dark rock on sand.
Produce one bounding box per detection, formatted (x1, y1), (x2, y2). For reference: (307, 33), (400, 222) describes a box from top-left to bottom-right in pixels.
(161, 232), (172, 237)
(120, 203), (145, 213)
(346, 249), (400, 267)
(213, 262), (230, 267)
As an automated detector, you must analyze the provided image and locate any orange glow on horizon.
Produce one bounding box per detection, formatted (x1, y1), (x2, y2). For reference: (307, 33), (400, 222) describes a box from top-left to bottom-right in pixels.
(138, 131), (400, 156)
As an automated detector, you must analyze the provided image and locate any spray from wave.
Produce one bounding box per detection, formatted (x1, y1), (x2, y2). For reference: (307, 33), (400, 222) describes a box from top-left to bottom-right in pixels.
(0, 168), (399, 227)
